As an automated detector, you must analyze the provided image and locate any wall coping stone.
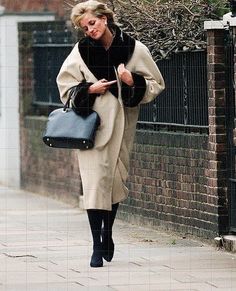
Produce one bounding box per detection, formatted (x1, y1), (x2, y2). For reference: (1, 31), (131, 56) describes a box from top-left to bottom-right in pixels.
(204, 20), (224, 30)
(205, 13), (236, 29)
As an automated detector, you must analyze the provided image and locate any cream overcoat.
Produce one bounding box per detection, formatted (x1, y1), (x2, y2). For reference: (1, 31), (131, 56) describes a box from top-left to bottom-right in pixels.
(57, 40), (165, 210)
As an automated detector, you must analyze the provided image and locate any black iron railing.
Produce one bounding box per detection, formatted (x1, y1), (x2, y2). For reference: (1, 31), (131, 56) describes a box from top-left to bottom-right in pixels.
(32, 29), (208, 131)
(32, 29), (74, 106)
(138, 50), (208, 131)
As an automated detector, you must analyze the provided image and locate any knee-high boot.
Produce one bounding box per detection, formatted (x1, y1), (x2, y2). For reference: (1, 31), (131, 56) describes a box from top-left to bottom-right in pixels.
(87, 209), (103, 267)
(102, 203), (119, 262)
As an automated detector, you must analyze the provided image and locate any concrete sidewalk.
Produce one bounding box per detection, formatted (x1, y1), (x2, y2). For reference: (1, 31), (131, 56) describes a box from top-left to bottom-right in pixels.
(0, 186), (236, 291)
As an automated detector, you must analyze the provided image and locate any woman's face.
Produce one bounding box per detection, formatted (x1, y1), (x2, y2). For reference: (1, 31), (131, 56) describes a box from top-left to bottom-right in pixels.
(79, 12), (107, 40)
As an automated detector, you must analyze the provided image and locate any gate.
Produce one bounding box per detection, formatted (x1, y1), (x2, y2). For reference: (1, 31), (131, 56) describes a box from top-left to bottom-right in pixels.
(225, 27), (236, 232)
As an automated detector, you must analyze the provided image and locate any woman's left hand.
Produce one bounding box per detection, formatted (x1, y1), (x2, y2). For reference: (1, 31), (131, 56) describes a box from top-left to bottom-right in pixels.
(117, 63), (134, 86)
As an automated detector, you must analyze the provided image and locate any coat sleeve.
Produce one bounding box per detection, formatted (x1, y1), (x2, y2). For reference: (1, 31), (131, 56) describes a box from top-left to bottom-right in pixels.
(121, 73), (146, 107)
(70, 81), (99, 115)
(131, 41), (165, 104)
(56, 44), (87, 105)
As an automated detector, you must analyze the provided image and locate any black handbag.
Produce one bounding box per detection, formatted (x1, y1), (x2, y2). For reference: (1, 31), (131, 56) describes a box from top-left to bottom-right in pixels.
(42, 94), (100, 150)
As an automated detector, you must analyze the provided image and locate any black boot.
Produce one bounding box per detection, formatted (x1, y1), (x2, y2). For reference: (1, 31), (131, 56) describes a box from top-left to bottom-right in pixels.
(101, 203), (119, 262)
(87, 209), (103, 267)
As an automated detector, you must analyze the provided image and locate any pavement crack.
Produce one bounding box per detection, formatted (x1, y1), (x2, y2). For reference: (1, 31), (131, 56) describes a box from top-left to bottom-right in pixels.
(74, 281), (84, 286)
(38, 265), (48, 270)
(49, 260), (58, 265)
(206, 281), (218, 288)
(162, 264), (175, 270)
(140, 239), (154, 242)
(3, 253), (37, 259)
(56, 274), (66, 279)
(56, 238), (63, 241)
(88, 277), (97, 281)
(70, 268), (81, 273)
(129, 261), (142, 266)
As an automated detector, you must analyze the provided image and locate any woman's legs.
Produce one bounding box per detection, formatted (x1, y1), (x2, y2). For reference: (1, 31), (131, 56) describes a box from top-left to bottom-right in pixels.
(102, 203), (119, 262)
(87, 209), (103, 267)
(87, 203), (119, 267)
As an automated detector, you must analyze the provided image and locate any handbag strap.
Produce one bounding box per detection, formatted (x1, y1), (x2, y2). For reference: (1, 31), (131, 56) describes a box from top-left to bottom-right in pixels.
(63, 87), (77, 111)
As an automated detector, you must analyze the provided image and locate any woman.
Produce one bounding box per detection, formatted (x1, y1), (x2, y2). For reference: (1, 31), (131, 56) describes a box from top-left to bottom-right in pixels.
(57, 0), (165, 268)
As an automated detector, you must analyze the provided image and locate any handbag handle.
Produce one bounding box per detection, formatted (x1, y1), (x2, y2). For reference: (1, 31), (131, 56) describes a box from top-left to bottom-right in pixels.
(63, 87), (77, 111)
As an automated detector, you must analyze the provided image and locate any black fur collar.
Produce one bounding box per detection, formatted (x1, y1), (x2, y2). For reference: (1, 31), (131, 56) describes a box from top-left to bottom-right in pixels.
(78, 25), (135, 97)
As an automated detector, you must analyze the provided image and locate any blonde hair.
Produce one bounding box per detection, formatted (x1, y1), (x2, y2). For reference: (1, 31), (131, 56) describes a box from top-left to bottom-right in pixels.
(71, 1), (115, 29)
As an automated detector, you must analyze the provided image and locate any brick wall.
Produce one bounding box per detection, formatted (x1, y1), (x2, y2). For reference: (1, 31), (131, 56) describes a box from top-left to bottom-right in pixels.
(118, 131), (217, 238)
(1, 0), (67, 18)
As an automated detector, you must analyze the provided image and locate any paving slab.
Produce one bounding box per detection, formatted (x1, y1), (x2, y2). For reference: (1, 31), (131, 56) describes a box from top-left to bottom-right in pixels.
(0, 186), (236, 291)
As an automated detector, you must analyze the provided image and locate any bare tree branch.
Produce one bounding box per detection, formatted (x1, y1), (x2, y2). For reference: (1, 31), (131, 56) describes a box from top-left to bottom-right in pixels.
(106, 0), (228, 60)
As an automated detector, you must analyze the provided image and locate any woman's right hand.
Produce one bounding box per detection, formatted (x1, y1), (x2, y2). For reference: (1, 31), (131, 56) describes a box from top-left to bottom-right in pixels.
(88, 79), (117, 95)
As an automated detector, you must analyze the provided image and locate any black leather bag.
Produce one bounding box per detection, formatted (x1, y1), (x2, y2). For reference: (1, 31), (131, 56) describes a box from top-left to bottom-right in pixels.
(42, 94), (100, 150)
